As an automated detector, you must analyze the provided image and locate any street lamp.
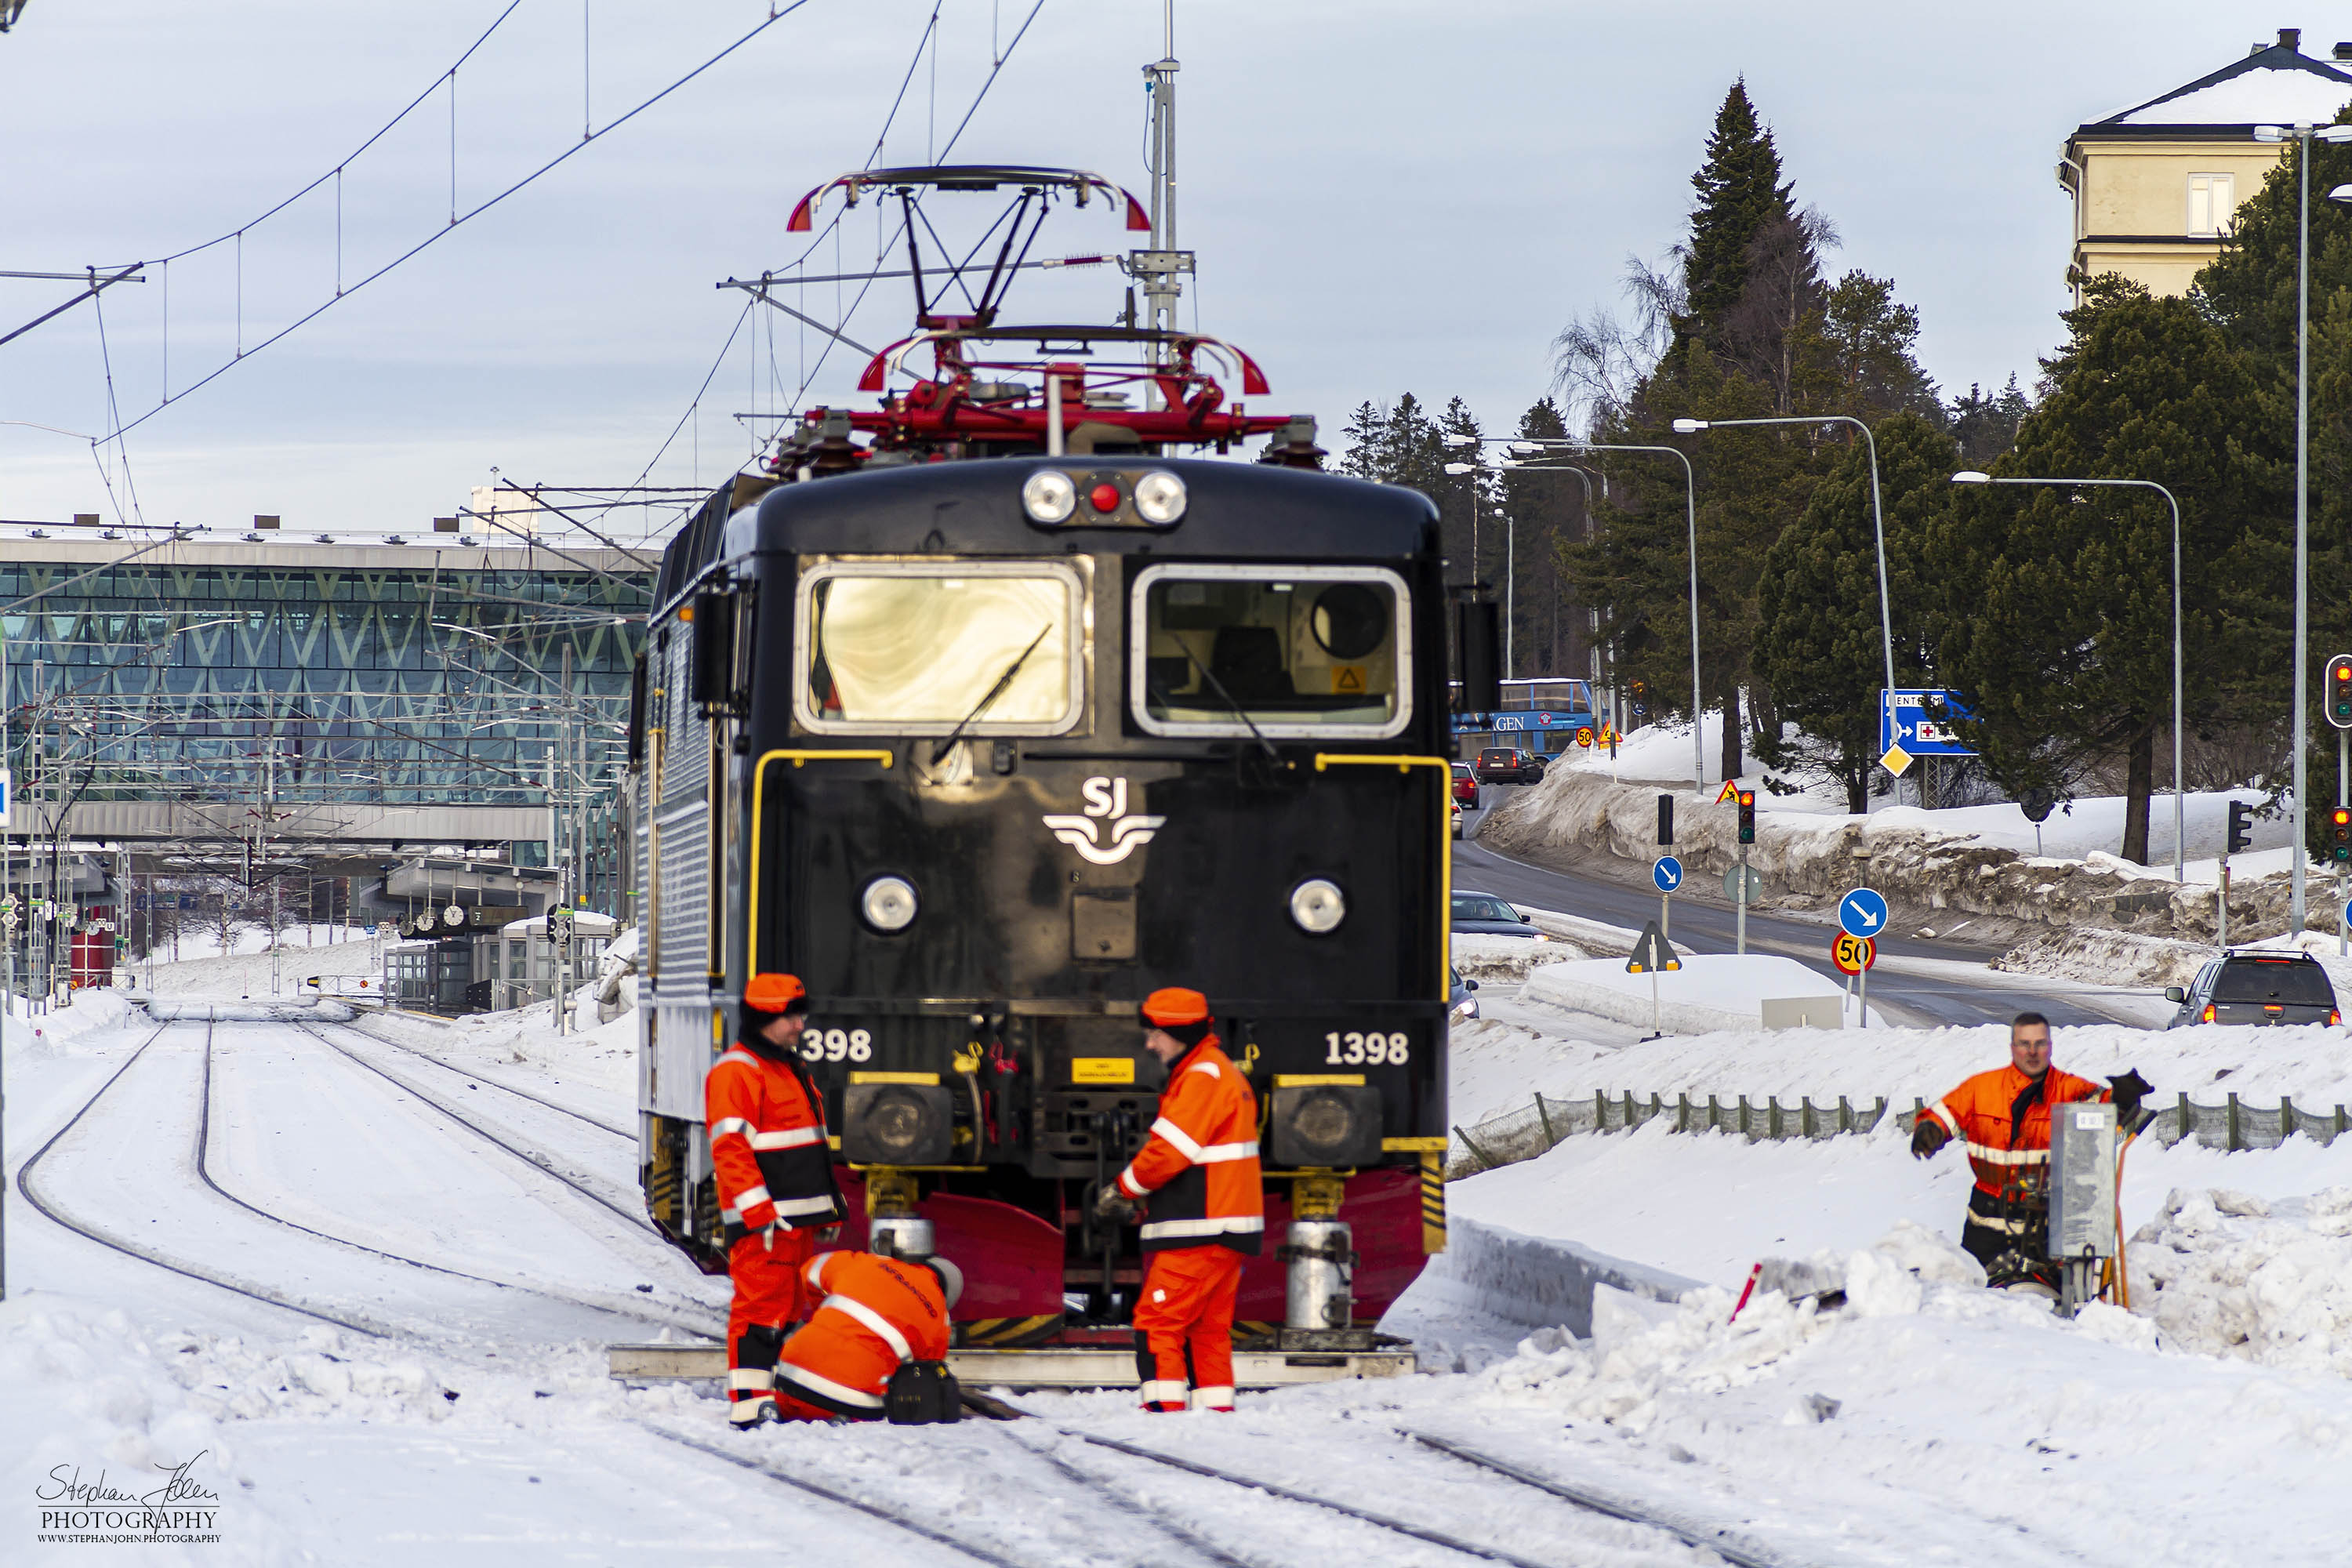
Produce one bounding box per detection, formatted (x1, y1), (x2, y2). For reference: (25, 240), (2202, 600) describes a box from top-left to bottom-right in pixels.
(2250, 122), (2352, 930)
(1443, 458), (1516, 677)
(1502, 437), (1704, 789)
(1674, 413), (1898, 800)
(1953, 471), (2183, 880)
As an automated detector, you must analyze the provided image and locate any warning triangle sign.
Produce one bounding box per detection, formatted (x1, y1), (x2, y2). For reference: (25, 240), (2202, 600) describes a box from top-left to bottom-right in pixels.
(1624, 920), (1679, 975)
(1715, 779), (1740, 804)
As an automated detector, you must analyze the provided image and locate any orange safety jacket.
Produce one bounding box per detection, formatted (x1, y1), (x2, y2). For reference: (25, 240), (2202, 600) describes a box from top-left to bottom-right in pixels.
(1922, 1063), (2108, 1206)
(706, 1040), (844, 1246)
(775, 1250), (952, 1417)
(1116, 1035), (1265, 1254)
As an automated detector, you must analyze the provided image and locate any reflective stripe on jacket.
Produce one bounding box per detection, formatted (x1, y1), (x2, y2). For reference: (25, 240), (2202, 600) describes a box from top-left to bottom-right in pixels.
(773, 1250), (951, 1417)
(705, 1043), (844, 1244)
(1117, 1036), (1265, 1255)
(1924, 1063), (2107, 1205)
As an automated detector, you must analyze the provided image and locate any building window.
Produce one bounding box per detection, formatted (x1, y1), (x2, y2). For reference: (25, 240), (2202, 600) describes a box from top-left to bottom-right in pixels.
(2188, 173), (2236, 238)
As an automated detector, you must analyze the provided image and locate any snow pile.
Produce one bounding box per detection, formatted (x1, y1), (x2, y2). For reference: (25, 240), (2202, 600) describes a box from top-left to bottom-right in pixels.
(1474, 1220), (2002, 1432)
(1482, 765), (2310, 943)
(2132, 1185), (2352, 1374)
(134, 926), (381, 999)
(1449, 931), (1584, 983)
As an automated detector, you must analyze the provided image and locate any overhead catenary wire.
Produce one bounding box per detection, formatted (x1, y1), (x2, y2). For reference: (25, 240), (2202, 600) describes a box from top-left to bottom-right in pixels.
(94, 2), (815, 446)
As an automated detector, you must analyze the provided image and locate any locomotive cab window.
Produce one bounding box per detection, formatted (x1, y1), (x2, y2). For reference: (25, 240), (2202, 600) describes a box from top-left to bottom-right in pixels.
(795, 560), (1086, 735)
(1131, 564), (1410, 739)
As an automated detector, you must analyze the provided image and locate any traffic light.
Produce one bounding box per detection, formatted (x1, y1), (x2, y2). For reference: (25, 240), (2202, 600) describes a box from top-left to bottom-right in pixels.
(1657, 793), (1675, 846)
(1737, 789), (1756, 844)
(2332, 808), (2350, 864)
(2331, 655), (2352, 729)
(2227, 800), (2254, 855)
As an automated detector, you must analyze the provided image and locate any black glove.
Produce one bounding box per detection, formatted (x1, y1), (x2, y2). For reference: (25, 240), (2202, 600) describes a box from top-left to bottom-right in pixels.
(1911, 1118), (1948, 1160)
(1092, 1183), (1138, 1226)
(2107, 1070), (2152, 1125)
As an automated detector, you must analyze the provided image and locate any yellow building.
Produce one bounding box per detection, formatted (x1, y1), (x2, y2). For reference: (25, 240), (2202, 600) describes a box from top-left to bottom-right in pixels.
(2060, 27), (2352, 299)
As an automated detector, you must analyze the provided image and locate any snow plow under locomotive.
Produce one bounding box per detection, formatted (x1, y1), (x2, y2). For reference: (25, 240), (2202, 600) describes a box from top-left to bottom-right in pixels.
(622, 166), (1459, 1388)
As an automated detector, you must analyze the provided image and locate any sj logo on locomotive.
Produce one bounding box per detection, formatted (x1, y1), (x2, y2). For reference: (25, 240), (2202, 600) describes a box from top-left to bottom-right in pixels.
(1041, 776), (1166, 866)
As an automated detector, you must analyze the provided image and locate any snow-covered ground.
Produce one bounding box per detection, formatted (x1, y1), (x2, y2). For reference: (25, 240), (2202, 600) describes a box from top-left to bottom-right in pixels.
(9, 938), (2352, 1562)
(1556, 710), (2292, 880)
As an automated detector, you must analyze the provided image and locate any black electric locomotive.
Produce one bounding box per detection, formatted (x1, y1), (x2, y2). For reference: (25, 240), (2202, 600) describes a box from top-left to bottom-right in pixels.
(630, 168), (1458, 1350)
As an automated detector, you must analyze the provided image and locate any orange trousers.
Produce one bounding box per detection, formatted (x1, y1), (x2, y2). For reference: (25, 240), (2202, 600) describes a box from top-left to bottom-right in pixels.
(1133, 1246), (1243, 1411)
(726, 1228), (815, 1414)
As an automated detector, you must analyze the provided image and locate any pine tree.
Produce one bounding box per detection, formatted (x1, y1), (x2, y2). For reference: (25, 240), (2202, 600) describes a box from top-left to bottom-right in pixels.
(1948, 376), (2032, 469)
(1501, 397), (1583, 678)
(1928, 277), (2266, 863)
(1754, 413), (1956, 811)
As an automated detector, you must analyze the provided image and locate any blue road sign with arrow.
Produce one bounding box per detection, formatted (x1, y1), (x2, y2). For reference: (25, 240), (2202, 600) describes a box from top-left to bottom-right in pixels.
(1880, 689), (1978, 757)
(1652, 855), (1684, 894)
(1839, 887), (1889, 939)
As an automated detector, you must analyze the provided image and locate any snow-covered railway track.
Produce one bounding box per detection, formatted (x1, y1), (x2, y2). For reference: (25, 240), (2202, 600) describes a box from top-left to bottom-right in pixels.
(636, 1423), (1052, 1568)
(328, 1013), (635, 1139)
(16, 1022), (395, 1338)
(285, 1017), (658, 1238)
(195, 1018), (717, 1339)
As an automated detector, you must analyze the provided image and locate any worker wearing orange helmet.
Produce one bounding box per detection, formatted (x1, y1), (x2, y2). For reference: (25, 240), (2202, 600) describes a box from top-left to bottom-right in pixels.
(1093, 987), (1262, 1413)
(709, 971), (846, 1427)
(1911, 1011), (2148, 1289)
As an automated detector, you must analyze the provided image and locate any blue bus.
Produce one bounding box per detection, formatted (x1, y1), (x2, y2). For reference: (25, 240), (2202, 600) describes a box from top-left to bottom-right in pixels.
(1450, 677), (1603, 755)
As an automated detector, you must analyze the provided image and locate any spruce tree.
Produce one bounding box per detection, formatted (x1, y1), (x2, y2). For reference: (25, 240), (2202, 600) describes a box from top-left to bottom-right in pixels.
(1678, 82), (1795, 360)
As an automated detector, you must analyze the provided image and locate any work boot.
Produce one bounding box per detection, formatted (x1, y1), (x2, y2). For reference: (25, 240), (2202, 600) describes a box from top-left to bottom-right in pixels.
(728, 1396), (780, 1429)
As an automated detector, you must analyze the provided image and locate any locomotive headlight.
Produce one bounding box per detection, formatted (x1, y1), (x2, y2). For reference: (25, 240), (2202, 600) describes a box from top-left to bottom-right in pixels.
(1288, 877), (1347, 935)
(1131, 469), (1187, 524)
(860, 875), (920, 932)
(1022, 468), (1078, 524)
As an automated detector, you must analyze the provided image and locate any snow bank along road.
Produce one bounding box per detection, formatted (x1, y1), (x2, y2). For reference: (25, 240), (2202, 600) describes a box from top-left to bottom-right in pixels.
(1457, 793), (2157, 1029)
(13, 1005), (1821, 1566)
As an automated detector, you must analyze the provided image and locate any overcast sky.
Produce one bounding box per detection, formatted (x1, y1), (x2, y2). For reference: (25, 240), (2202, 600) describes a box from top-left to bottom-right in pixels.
(0, 2), (2307, 535)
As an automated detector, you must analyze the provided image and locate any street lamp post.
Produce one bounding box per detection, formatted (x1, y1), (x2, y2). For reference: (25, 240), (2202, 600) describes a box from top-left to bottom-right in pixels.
(1502, 439), (1704, 789)
(1952, 472), (2183, 880)
(2252, 122), (2352, 931)
(1674, 413), (1896, 799)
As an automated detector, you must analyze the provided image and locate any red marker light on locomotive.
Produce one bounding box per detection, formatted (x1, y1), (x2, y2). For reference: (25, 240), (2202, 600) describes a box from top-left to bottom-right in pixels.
(1089, 481), (1123, 514)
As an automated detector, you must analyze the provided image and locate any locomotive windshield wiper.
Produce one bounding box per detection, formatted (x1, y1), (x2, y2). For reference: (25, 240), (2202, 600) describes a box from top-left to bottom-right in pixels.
(1166, 643), (1280, 764)
(931, 623), (1051, 765)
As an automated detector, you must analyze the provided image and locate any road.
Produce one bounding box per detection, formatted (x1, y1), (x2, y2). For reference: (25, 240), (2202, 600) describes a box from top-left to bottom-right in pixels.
(1453, 793), (2161, 1029)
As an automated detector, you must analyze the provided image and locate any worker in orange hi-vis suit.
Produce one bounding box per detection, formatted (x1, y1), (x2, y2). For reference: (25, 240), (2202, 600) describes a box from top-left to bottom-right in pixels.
(707, 972), (847, 1428)
(1911, 1011), (2147, 1290)
(770, 1248), (963, 1421)
(1094, 987), (1263, 1413)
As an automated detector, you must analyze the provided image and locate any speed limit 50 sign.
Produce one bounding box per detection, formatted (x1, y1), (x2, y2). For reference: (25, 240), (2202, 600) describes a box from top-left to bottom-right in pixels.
(1832, 932), (1877, 975)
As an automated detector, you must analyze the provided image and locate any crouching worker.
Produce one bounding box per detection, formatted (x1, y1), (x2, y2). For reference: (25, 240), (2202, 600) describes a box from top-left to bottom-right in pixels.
(769, 1248), (963, 1423)
(1910, 1011), (2149, 1290)
(1093, 987), (1263, 1414)
(708, 972), (846, 1428)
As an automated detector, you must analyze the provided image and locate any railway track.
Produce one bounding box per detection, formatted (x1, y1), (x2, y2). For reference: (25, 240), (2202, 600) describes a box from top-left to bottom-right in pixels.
(964, 1393), (1790, 1568)
(328, 1011), (636, 1139)
(204, 1017), (716, 1338)
(285, 1017), (660, 1238)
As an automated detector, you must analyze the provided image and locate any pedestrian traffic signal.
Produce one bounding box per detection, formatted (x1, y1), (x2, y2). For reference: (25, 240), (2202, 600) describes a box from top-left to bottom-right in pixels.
(2227, 800), (2254, 855)
(1737, 789), (1756, 844)
(2332, 655), (2352, 729)
(2332, 808), (2351, 864)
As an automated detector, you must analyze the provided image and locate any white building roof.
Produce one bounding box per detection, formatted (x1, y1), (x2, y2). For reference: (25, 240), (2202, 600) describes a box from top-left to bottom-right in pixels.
(2085, 34), (2352, 132)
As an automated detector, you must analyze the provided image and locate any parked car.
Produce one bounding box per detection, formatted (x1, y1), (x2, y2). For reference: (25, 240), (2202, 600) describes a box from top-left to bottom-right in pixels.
(1450, 890), (1548, 939)
(1451, 762), (1481, 808)
(1475, 746), (1541, 784)
(1448, 967), (1481, 1027)
(2165, 952), (2342, 1029)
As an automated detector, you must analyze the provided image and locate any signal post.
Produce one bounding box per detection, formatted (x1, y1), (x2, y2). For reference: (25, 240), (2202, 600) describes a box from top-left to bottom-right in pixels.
(2331, 655), (2352, 954)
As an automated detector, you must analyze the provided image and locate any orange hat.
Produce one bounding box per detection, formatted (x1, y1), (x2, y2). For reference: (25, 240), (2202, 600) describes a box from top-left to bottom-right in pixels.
(1142, 987), (1210, 1028)
(744, 972), (809, 1015)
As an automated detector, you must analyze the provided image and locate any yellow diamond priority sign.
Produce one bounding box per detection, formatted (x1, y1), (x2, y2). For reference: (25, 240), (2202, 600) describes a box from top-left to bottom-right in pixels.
(1879, 743), (1913, 777)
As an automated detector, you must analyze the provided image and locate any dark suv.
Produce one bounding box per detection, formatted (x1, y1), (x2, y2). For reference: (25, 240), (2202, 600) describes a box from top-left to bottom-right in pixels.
(1475, 746), (1542, 784)
(2165, 953), (2342, 1029)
